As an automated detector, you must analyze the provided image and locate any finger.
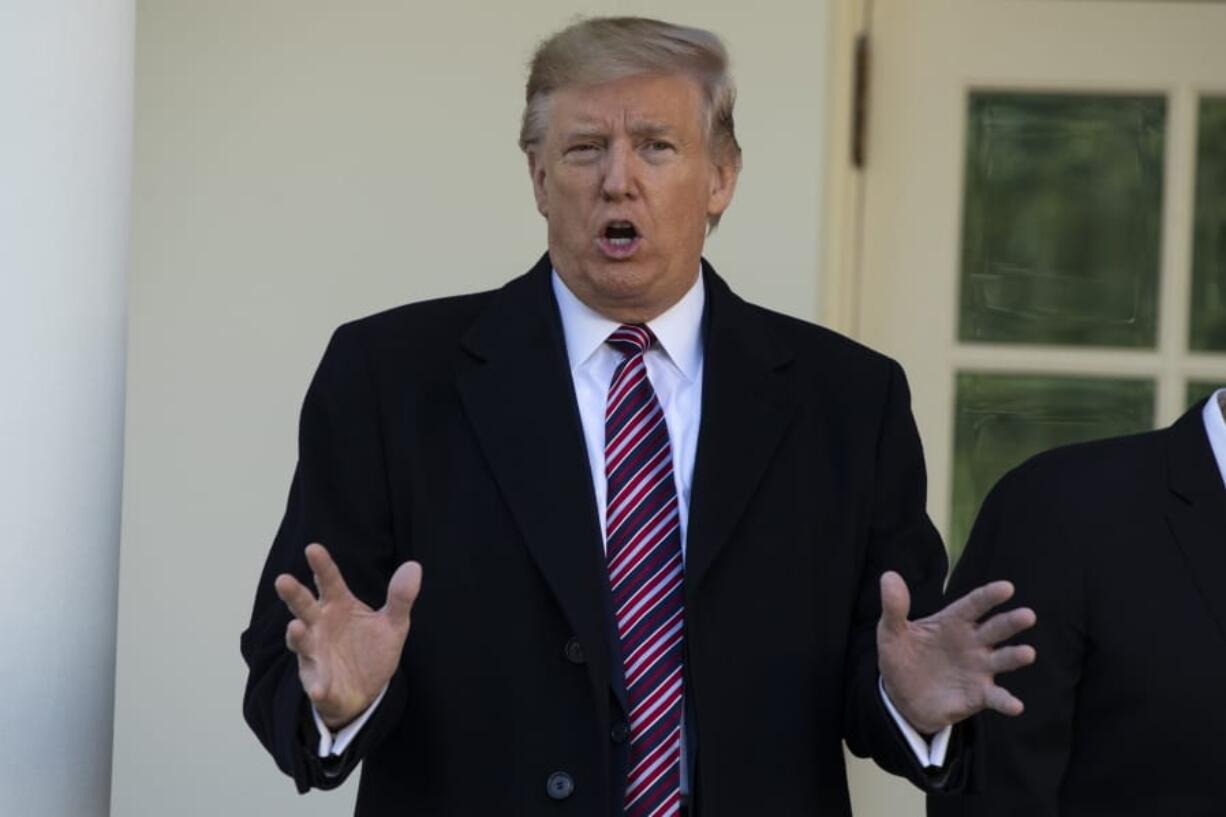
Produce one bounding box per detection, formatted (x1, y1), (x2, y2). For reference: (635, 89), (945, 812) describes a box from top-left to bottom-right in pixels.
(987, 644), (1037, 675)
(384, 560), (423, 627)
(975, 606), (1037, 646)
(285, 618), (311, 655)
(983, 683), (1025, 717)
(305, 543), (352, 602)
(274, 573), (321, 624)
(944, 580), (1015, 623)
(878, 571), (911, 632)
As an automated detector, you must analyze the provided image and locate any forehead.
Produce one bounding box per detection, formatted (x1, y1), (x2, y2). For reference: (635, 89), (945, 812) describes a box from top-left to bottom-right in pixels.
(547, 73), (705, 134)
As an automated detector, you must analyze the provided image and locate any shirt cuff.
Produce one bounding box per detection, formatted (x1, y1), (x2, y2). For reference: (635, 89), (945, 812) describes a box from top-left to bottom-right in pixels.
(878, 676), (952, 768)
(313, 684), (389, 758)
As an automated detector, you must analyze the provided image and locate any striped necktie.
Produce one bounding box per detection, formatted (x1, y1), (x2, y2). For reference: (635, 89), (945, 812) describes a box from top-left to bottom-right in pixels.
(604, 323), (685, 817)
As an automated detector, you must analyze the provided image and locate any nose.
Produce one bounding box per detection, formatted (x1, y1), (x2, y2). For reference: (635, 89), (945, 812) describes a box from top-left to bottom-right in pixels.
(600, 142), (636, 201)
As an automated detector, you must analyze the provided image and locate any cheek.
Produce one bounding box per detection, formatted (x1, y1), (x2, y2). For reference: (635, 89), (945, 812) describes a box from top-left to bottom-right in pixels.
(548, 176), (594, 222)
(545, 186), (592, 247)
(551, 205), (587, 241)
(657, 182), (712, 234)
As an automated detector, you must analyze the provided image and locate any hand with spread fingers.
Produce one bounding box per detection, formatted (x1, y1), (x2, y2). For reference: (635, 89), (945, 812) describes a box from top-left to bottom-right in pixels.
(274, 543), (423, 731)
(877, 570), (1037, 736)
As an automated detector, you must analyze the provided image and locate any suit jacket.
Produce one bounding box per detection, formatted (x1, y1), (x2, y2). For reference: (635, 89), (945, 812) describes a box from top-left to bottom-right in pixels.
(928, 402), (1226, 817)
(241, 254), (970, 816)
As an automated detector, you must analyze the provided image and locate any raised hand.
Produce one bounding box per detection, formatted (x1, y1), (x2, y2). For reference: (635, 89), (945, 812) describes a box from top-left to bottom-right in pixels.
(274, 543), (423, 731)
(877, 571), (1036, 735)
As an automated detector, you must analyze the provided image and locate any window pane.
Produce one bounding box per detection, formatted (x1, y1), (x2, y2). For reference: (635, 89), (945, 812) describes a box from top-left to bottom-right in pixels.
(950, 373), (1154, 560)
(1188, 380), (1223, 408)
(1190, 97), (1226, 351)
(960, 93), (1165, 348)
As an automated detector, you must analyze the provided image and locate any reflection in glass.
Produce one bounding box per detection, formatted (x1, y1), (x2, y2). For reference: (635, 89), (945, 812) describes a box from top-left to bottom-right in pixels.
(950, 373), (1154, 560)
(1190, 97), (1226, 351)
(960, 93), (1165, 348)
(1188, 381), (1223, 409)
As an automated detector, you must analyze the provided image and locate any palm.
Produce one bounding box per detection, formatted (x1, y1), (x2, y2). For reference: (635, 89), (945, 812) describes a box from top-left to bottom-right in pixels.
(275, 543), (422, 730)
(877, 572), (1036, 735)
(301, 592), (404, 721)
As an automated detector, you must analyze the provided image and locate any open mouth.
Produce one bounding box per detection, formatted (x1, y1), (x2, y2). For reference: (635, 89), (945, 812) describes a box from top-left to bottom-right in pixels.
(596, 220), (642, 259)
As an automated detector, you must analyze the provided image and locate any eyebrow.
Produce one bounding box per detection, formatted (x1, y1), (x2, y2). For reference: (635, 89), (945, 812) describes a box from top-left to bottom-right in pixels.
(560, 128), (607, 143)
(627, 121), (676, 139)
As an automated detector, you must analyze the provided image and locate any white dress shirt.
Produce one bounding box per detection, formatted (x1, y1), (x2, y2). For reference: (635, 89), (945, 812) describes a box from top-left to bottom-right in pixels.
(315, 268), (951, 767)
(1203, 389), (1226, 488)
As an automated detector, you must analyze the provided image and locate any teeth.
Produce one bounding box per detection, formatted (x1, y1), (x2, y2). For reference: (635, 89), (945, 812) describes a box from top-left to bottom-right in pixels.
(608, 237), (634, 246)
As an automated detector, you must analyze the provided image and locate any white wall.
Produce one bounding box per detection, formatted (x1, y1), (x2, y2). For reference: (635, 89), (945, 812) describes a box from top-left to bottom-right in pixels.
(112, 2), (831, 815)
(0, 2), (133, 815)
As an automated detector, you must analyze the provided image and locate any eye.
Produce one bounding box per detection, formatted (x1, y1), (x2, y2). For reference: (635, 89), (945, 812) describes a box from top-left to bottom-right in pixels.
(564, 143), (600, 159)
(645, 140), (675, 153)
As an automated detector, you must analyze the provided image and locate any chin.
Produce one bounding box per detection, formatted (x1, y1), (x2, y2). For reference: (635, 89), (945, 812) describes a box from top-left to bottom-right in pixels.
(584, 260), (662, 301)
(553, 246), (680, 318)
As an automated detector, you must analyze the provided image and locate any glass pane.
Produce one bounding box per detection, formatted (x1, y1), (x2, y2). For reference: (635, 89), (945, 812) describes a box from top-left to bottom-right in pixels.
(1190, 97), (1226, 351)
(950, 373), (1154, 560)
(1189, 381), (1223, 408)
(960, 93), (1165, 348)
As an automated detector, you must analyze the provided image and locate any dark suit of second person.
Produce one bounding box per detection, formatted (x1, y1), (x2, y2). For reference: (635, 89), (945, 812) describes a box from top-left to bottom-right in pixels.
(929, 392), (1226, 817)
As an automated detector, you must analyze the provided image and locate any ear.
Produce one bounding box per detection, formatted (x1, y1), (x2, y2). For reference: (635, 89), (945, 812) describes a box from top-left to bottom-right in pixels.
(706, 153), (740, 220)
(527, 149), (549, 218)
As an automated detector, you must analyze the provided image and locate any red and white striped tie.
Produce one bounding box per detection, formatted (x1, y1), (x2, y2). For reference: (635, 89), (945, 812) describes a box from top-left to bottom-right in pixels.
(604, 324), (685, 817)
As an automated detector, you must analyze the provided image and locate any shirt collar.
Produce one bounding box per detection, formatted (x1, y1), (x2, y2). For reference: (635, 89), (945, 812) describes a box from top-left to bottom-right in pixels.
(551, 267), (706, 382)
(1203, 388), (1226, 490)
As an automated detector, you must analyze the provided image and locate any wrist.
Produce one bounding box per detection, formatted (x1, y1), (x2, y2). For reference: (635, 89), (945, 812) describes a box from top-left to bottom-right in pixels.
(312, 693), (368, 733)
(880, 677), (947, 736)
(314, 682), (391, 736)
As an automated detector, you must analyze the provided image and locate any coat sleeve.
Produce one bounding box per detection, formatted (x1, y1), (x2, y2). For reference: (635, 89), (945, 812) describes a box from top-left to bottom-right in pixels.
(841, 360), (977, 792)
(927, 463), (1086, 816)
(239, 322), (411, 793)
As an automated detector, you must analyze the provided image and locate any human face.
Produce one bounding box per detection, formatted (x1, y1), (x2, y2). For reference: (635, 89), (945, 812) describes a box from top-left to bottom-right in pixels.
(528, 73), (739, 323)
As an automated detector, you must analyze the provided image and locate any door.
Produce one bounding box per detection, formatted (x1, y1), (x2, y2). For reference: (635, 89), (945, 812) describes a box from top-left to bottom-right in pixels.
(845, 1), (1226, 814)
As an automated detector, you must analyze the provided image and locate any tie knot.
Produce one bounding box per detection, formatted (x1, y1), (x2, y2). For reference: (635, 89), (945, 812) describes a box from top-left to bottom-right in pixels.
(606, 324), (655, 358)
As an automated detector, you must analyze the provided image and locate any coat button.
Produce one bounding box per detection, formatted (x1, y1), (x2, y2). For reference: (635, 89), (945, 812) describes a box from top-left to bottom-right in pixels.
(610, 721), (630, 743)
(546, 771), (574, 800)
(564, 637), (585, 665)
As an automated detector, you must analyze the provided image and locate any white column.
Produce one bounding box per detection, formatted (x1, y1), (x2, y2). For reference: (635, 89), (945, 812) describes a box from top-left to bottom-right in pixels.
(0, 2), (133, 815)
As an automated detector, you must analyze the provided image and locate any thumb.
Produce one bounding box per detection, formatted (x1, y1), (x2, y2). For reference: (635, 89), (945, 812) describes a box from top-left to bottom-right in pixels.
(384, 560), (423, 627)
(879, 571), (911, 632)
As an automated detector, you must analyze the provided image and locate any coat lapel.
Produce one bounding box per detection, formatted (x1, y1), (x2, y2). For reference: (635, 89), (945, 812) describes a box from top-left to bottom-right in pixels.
(1164, 401), (1226, 646)
(455, 256), (618, 702)
(685, 265), (798, 601)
